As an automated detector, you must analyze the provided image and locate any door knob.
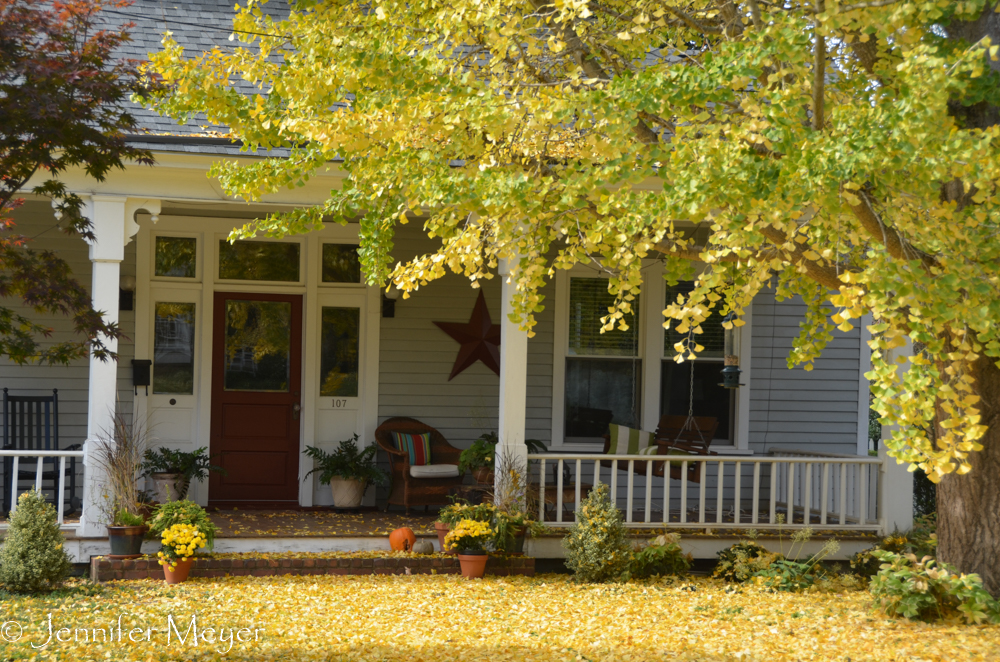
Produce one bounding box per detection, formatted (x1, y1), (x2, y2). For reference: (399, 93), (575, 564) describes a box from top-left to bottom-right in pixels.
(293, 403), (301, 420)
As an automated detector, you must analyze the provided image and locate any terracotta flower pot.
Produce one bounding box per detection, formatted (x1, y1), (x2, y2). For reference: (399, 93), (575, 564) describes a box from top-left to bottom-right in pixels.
(434, 521), (456, 554)
(330, 477), (367, 508)
(458, 552), (488, 579)
(473, 467), (494, 485)
(162, 558), (194, 584)
(107, 525), (146, 558)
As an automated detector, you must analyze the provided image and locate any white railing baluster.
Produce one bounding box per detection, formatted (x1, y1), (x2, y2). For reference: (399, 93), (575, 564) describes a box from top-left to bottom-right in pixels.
(644, 460), (653, 524)
(575, 459), (582, 521)
(680, 462), (688, 524)
(751, 462), (760, 525)
(663, 461), (670, 524)
(839, 463), (848, 526)
(787, 461), (796, 524)
(57, 457), (66, 525)
(858, 463), (868, 526)
(610, 457), (618, 510)
(10, 456), (19, 515)
(698, 461), (706, 525)
(734, 461), (742, 525)
(625, 460), (634, 523)
(34, 458), (44, 494)
(769, 463), (777, 525)
(593, 460), (601, 487)
(715, 461), (724, 525)
(821, 463), (830, 526)
(803, 462), (812, 526)
(556, 459), (564, 524)
(539, 458), (546, 521)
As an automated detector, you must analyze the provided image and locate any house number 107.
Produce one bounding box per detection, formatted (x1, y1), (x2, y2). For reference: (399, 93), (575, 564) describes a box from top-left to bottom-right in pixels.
(331, 399), (349, 408)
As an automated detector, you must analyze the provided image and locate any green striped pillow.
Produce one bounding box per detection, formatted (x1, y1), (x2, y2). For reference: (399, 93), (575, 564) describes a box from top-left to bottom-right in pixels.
(607, 424), (656, 455)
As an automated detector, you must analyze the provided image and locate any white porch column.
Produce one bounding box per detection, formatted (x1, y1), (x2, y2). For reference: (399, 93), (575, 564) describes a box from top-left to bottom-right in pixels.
(496, 258), (529, 502)
(79, 195), (160, 537)
(878, 337), (915, 534)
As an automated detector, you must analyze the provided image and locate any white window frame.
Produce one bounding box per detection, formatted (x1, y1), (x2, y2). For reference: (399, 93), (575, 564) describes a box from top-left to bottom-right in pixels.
(550, 261), (752, 453)
(550, 264), (652, 451)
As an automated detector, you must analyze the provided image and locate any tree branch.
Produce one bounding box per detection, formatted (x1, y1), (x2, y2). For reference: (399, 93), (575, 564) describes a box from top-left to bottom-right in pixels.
(528, 0), (660, 145)
(813, 0), (826, 131)
(846, 189), (939, 270)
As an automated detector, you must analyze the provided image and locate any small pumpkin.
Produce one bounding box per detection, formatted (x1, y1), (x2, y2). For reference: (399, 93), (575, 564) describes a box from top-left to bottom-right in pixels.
(411, 539), (434, 555)
(389, 527), (416, 552)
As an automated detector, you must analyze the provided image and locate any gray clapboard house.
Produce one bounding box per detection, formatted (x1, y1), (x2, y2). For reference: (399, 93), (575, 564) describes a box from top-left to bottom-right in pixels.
(1, 0), (912, 554)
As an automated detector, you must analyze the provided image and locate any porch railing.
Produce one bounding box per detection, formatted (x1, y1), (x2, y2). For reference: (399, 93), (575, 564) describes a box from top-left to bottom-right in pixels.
(1, 449), (84, 527)
(527, 451), (884, 532)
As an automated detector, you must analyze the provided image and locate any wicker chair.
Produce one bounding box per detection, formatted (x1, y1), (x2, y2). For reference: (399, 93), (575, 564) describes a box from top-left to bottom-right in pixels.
(374, 417), (465, 514)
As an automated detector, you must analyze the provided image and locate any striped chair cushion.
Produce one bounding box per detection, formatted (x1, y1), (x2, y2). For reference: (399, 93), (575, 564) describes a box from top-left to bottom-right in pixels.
(390, 431), (432, 466)
(606, 424), (657, 455)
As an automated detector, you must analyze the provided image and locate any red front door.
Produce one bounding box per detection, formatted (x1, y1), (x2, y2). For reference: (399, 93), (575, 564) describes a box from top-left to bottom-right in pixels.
(209, 292), (302, 507)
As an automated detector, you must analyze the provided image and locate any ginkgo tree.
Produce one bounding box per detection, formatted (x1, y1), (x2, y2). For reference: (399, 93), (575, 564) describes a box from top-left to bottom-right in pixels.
(146, 0), (1000, 591)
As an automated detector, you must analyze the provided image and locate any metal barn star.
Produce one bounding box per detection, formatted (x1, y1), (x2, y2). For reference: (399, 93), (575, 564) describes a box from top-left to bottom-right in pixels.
(433, 290), (501, 380)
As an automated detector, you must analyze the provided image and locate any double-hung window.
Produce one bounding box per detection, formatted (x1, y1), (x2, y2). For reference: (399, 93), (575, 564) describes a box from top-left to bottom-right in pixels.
(563, 277), (642, 444)
(660, 281), (735, 442)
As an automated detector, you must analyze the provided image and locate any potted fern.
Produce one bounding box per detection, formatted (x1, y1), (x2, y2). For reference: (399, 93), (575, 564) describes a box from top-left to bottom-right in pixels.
(303, 434), (389, 508)
(141, 446), (226, 503)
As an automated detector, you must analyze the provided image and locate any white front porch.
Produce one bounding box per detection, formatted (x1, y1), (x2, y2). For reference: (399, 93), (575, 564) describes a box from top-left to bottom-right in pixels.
(2, 160), (913, 544)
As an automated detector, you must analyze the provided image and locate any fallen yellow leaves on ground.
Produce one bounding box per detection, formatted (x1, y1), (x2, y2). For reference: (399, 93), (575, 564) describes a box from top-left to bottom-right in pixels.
(2, 575), (996, 661)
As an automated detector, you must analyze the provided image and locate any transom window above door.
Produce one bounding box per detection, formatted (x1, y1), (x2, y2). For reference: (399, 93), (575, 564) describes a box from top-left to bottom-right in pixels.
(321, 244), (362, 284)
(218, 240), (301, 282)
(154, 236), (198, 279)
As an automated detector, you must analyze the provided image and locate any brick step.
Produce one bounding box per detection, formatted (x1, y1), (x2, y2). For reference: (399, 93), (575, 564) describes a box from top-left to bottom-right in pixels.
(91, 554), (534, 582)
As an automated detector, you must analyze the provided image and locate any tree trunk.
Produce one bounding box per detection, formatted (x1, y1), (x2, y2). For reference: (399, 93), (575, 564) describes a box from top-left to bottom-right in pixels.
(937, 356), (1000, 596)
(934, 4), (1000, 596)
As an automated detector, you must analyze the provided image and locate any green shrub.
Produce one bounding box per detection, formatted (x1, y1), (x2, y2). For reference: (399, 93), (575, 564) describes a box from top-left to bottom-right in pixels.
(908, 514), (938, 559)
(563, 483), (631, 582)
(754, 555), (832, 592)
(851, 533), (911, 578)
(147, 500), (218, 550)
(625, 533), (691, 579)
(869, 550), (1000, 624)
(851, 515), (938, 578)
(714, 540), (783, 583)
(754, 530), (838, 591)
(0, 490), (73, 593)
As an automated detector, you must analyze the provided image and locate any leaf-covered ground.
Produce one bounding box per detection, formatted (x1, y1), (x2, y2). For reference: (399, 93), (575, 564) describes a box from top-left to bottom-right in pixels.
(1, 575), (996, 661)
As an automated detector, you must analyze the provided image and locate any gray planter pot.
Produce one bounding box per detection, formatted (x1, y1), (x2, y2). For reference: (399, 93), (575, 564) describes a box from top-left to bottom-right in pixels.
(151, 473), (188, 503)
(107, 525), (146, 557)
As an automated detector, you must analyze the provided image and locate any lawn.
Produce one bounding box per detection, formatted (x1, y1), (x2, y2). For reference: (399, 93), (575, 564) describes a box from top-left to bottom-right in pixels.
(1, 575), (997, 661)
